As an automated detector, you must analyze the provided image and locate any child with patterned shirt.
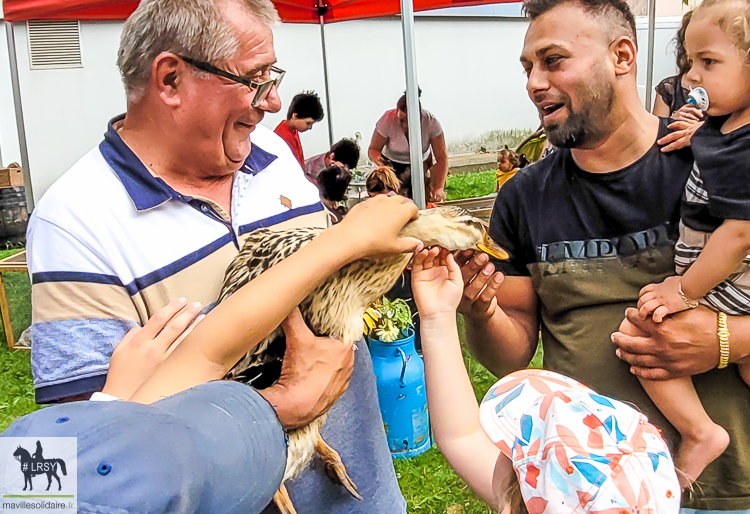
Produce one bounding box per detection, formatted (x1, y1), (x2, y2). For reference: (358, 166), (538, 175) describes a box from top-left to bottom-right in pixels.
(410, 248), (681, 513)
(637, 0), (750, 487)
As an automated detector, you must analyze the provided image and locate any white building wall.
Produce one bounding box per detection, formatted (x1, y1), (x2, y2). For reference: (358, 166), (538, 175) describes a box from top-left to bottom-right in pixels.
(1, 14), (682, 204)
(636, 17), (682, 101)
(11, 21), (126, 201)
(267, 17), (540, 160)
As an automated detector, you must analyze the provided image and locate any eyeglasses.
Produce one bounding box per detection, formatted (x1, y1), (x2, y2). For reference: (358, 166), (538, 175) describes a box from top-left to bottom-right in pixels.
(179, 55), (285, 108)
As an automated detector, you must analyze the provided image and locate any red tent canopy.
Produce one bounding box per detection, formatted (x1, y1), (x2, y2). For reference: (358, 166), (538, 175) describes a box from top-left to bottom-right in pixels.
(3, 0), (509, 23)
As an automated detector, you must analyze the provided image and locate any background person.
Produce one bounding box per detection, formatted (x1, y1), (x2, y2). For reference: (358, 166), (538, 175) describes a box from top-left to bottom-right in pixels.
(653, 11), (694, 117)
(305, 137), (360, 184)
(317, 163), (352, 224)
(366, 166), (402, 197)
(368, 94), (448, 202)
(274, 91), (325, 168)
(652, 10), (705, 152)
(494, 146), (521, 192)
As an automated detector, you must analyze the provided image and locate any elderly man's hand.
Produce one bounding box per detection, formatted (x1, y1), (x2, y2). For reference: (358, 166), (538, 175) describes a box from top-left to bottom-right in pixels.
(454, 250), (504, 321)
(611, 306), (720, 380)
(259, 308), (355, 430)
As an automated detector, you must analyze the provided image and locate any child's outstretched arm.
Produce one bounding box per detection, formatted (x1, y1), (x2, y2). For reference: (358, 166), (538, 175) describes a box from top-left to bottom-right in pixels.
(129, 195), (422, 408)
(412, 247), (511, 508)
(639, 219), (750, 321)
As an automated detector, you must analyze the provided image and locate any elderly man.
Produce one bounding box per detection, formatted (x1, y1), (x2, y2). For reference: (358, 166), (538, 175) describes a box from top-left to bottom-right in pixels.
(26, 0), (406, 512)
(457, 0), (750, 510)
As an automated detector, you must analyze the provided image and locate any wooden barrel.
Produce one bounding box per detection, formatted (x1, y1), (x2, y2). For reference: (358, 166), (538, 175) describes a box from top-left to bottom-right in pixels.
(0, 187), (28, 244)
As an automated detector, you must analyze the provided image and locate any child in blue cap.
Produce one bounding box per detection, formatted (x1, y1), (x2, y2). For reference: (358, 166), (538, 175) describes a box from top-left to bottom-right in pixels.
(2, 195), (422, 514)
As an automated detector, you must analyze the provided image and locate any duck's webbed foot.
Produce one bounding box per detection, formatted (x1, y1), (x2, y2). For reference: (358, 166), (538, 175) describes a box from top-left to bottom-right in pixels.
(273, 484), (297, 514)
(315, 435), (363, 500)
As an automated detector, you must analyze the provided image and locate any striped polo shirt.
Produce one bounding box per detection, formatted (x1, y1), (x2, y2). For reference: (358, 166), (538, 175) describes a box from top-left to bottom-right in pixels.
(28, 115), (325, 403)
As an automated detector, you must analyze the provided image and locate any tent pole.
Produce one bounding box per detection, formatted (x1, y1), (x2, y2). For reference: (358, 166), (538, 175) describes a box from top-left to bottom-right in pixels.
(644, 0), (656, 110)
(319, 14), (334, 147)
(399, 0), (425, 209)
(5, 21), (34, 211)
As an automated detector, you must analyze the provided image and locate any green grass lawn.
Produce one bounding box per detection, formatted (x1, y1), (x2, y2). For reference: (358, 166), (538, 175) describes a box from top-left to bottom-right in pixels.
(0, 247), (36, 432)
(394, 316), (542, 513)
(445, 170), (496, 201)
(0, 253), (543, 513)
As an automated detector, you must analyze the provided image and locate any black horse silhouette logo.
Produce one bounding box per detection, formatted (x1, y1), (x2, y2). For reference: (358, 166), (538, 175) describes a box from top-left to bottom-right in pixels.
(12, 441), (67, 491)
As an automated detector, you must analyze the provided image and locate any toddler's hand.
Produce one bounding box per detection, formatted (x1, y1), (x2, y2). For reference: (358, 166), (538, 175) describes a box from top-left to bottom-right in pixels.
(637, 276), (690, 322)
(412, 247), (463, 320)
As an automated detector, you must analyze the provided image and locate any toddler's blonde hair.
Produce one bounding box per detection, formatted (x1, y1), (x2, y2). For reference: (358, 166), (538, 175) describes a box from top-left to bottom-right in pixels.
(696, 0), (750, 60)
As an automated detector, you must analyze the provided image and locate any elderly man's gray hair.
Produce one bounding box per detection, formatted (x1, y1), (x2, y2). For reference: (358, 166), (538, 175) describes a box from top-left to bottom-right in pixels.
(117, 0), (279, 103)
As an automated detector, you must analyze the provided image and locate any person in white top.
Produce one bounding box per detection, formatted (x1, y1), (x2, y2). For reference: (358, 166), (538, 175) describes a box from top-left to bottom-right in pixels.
(368, 94), (448, 202)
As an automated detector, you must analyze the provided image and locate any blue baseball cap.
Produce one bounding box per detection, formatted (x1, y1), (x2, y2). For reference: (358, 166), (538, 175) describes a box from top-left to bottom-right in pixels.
(2, 380), (287, 514)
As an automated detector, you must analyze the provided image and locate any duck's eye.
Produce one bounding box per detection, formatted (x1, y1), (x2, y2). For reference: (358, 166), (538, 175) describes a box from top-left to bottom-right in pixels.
(464, 220), (474, 226)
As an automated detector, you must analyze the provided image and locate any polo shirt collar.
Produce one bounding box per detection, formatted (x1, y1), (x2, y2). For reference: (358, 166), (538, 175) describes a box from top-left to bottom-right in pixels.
(241, 142), (277, 175)
(100, 114), (278, 210)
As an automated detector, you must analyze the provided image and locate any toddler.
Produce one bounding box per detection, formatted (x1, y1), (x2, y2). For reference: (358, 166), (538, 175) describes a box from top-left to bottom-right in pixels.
(495, 146), (521, 192)
(637, 0), (750, 486)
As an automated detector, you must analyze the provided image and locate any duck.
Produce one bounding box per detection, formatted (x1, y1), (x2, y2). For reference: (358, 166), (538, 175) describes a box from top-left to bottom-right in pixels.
(217, 206), (507, 514)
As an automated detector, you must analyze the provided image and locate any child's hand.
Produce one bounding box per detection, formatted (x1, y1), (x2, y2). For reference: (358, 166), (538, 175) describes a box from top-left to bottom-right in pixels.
(103, 298), (204, 400)
(637, 276), (690, 322)
(412, 247), (463, 319)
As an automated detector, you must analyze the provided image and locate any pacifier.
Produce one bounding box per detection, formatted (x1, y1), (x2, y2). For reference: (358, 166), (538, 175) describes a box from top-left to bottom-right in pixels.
(687, 87), (709, 111)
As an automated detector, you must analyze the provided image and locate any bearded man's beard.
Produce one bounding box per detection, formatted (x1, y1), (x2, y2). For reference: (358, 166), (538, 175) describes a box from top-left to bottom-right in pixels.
(544, 79), (615, 149)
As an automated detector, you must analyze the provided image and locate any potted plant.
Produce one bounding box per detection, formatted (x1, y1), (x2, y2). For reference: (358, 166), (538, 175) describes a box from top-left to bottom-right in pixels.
(364, 296), (430, 458)
(363, 297), (413, 343)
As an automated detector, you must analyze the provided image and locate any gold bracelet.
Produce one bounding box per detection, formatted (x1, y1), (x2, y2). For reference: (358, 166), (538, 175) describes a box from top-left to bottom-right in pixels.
(718, 312), (730, 369)
(678, 281), (699, 309)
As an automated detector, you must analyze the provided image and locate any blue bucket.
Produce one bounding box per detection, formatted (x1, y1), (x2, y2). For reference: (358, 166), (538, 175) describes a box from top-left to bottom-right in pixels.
(368, 328), (431, 458)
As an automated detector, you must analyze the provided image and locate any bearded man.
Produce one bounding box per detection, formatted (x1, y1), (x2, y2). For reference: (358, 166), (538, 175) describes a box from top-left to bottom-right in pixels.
(455, 0), (750, 509)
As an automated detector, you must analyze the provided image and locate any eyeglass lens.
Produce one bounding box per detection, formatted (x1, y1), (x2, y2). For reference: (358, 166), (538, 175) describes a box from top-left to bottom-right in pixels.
(250, 70), (284, 108)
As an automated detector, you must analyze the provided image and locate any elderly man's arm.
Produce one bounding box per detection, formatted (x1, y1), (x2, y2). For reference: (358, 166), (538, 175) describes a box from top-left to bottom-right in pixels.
(429, 133), (449, 202)
(612, 307), (750, 380)
(27, 213), (147, 403)
(455, 251), (539, 378)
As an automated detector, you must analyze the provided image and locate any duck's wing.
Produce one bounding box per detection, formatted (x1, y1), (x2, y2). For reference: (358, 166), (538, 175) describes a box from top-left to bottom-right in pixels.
(219, 227), (323, 302)
(219, 227), (323, 383)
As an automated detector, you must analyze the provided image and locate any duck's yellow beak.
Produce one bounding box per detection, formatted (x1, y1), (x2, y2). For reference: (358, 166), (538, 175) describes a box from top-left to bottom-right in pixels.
(474, 219), (509, 260)
(475, 231), (509, 260)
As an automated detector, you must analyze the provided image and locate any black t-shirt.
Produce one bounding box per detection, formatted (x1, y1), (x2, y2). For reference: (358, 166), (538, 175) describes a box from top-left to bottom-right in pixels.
(487, 118), (750, 510)
(489, 118), (691, 277)
(683, 115), (750, 232)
